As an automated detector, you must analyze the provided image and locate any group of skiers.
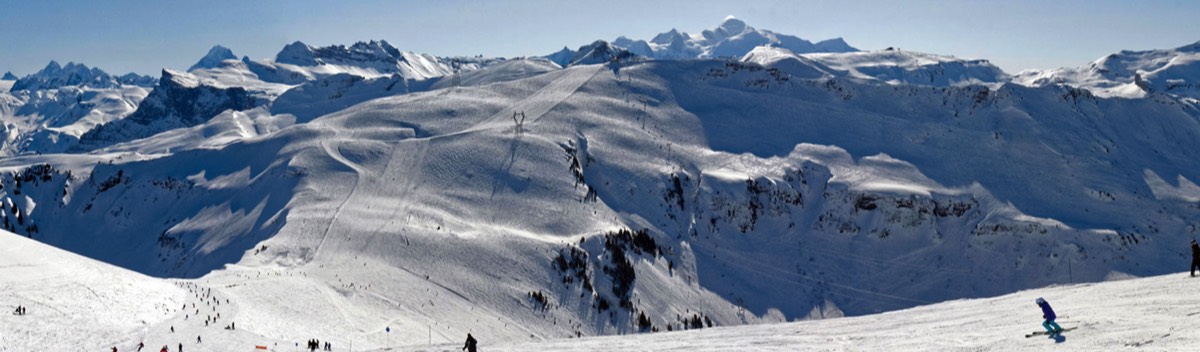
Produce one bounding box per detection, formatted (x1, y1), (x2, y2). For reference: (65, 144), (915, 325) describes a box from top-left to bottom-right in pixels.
(12, 305), (26, 315)
(306, 339), (331, 351)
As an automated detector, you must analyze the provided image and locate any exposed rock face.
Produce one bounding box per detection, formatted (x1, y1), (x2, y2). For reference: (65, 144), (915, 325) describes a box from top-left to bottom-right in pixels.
(76, 69), (261, 150)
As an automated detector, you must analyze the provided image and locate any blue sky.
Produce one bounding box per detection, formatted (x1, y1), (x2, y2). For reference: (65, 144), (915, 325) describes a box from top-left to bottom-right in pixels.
(1, 0), (1197, 76)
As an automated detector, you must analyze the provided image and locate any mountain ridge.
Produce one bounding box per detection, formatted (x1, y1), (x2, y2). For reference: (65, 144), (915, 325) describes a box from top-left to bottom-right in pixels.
(0, 20), (1199, 350)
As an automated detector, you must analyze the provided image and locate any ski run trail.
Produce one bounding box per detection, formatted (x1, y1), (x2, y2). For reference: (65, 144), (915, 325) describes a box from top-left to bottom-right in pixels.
(3, 230), (1200, 351)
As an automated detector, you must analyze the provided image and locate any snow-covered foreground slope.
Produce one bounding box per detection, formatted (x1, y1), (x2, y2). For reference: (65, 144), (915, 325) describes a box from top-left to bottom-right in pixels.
(0, 231), (186, 349)
(6, 226), (1199, 351)
(484, 273), (1200, 352)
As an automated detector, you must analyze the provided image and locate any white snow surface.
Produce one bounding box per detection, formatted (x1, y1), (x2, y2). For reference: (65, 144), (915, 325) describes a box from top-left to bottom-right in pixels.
(601, 17), (857, 61)
(1013, 41), (1200, 98)
(5, 229), (1200, 351)
(4, 33), (1200, 352)
(742, 46), (1009, 87)
(487, 273), (1200, 352)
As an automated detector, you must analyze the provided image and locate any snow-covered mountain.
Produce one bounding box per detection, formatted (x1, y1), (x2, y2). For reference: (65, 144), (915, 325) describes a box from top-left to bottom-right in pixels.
(11, 61), (155, 91)
(554, 16), (858, 63)
(75, 69), (263, 150)
(6, 54), (1200, 342)
(565, 40), (640, 67)
(273, 40), (456, 80)
(60, 41), (494, 152)
(743, 46), (1010, 87)
(0, 62), (154, 156)
(3, 28), (1200, 351)
(188, 45), (238, 72)
(1014, 41), (1200, 99)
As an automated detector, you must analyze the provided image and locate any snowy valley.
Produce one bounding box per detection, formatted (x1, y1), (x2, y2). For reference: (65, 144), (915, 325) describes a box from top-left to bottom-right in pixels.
(2, 17), (1200, 351)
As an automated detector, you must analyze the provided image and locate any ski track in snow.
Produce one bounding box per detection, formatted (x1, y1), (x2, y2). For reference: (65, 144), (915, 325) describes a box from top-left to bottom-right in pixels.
(8, 225), (1200, 351)
(5, 34), (1200, 352)
(313, 128), (371, 262)
(460, 65), (602, 135)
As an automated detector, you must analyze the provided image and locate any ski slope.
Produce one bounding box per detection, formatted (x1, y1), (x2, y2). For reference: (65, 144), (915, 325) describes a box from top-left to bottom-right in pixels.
(5, 56), (1200, 347)
(5, 229), (1200, 351)
(2, 21), (1200, 352)
(483, 272), (1200, 352)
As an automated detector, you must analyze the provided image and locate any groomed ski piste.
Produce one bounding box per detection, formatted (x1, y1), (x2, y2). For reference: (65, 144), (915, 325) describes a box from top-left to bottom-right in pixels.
(4, 17), (1200, 352)
(4, 230), (1199, 351)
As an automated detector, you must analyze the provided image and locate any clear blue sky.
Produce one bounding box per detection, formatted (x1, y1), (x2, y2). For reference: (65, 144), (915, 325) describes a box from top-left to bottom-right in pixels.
(1, 0), (1197, 76)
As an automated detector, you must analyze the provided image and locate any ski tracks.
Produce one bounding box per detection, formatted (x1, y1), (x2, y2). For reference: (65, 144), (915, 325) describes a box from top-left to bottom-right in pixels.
(311, 129), (371, 262)
(463, 65), (603, 134)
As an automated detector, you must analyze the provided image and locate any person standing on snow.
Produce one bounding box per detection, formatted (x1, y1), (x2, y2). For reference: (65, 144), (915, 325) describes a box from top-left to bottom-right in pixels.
(462, 333), (478, 352)
(1190, 240), (1200, 277)
(1036, 297), (1063, 335)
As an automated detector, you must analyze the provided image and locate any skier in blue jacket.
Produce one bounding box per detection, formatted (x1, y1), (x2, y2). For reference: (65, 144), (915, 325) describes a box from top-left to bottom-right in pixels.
(1036, 297), (1063, 335)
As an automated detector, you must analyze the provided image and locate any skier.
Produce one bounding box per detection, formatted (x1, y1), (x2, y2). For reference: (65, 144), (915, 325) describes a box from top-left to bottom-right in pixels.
(197, 335), (201, 343)
(112, 347), (117, 352)
(1036, 297), (1063, 336)
(1190, 240), (1200, 277)
(137, 342), (144, 351)
(159, 346), (168, 352)
(462, 333), (478, 352)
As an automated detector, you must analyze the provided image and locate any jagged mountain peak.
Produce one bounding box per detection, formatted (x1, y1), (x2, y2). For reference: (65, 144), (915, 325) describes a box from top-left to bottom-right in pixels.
(267, 39), (452, 79)
(188, 45), (238, 72)
(569, 40), (637, 66)
(544, 46), (576, 68)
(1, 71), (16, 80)
(650, 28), (688, 45)
(42, 60), (63, 73)
(553, 17), (858, 62)
(275, 41), (318, 66)
(11, 60), (155, 91)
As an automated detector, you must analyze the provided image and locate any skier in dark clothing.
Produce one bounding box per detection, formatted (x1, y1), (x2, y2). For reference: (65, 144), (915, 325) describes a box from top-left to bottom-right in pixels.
(1190, 240), (1200, 277)
(462, 333), (478, 352)
(137, 342), (144, 351)
(1036, 297), (1063, 336)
